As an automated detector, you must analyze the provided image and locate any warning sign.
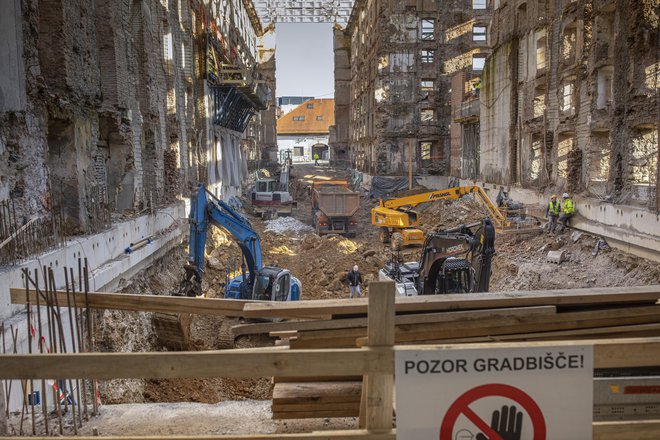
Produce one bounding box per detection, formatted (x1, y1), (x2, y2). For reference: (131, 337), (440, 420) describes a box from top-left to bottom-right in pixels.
(395, 346), (593, 439)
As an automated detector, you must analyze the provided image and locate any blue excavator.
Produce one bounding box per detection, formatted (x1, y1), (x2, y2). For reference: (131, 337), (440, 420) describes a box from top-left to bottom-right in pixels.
(179, 184), (302, 301)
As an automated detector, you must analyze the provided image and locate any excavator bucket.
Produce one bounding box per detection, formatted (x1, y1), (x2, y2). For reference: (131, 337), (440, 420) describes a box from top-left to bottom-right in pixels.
(153, 312), (192, 350)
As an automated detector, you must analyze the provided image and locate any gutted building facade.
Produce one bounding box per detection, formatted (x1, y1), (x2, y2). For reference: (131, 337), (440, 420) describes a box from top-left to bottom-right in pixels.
(333, 0), (491, 175)
(0, 0), (275, 241)
(481, 0), (659, 210)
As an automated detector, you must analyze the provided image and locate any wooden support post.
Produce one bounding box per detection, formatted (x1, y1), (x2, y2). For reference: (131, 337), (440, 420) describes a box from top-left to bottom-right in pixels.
(360, 282), (395, 432)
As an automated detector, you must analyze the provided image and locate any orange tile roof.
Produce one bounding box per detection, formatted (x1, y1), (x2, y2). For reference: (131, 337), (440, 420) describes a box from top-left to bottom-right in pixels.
(277, 99), (335, 135)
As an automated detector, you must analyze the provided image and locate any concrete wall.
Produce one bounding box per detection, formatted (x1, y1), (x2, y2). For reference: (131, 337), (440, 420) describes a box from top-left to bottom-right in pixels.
(0, 201), (186, 411)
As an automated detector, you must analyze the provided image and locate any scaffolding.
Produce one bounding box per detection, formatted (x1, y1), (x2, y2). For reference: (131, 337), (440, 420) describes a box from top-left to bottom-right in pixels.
(252, 0), (355, 25)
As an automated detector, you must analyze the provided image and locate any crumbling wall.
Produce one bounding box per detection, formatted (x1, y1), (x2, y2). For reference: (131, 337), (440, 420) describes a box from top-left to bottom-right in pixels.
(1, 0), (266, 247)
(482, 0), (658, 209)
(331, 28), (351, 165)
(480, 42), (513, 183)
(343, 0), (490, 176)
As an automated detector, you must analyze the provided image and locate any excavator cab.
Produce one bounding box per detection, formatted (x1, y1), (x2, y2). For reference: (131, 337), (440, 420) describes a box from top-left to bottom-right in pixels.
(227, 267), (301, 301)
(252, 267), (295, 301)
(438, 258), (473, 294)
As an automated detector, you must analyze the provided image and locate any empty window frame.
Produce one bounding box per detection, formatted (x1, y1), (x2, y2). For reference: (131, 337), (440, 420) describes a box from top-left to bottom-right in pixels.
(597, 67), (614, 109)
(561, 81), (574, 114)
(316, 115), (323, 121)
(421, 109), (435, 122)
(293, 146), (304, 156)
(472, 25), (487, 42)
(307, 103), (314, 109)
(420, 79), (435, 91)
(421, 50), (435, 64)
(421, 19), (435, 41)
(472, 55), (486, 71)
(293, 116), (305, 121)
(472, 0), (487, 9)
(536, 32), (547, 71)
(420, 142), (432, 160)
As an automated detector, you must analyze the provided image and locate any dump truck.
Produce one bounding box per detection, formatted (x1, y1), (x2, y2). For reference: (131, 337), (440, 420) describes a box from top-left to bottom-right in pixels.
(311, 180), (360, 237)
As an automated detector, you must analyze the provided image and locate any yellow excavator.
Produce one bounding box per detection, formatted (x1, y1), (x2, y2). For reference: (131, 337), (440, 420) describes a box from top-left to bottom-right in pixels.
(371, 185), (511, 249)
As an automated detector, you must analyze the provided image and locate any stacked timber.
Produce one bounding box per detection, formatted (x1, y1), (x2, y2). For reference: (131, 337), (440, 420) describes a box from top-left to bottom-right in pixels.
(230, 285), (660, 419)
(271, 379), (362, 419)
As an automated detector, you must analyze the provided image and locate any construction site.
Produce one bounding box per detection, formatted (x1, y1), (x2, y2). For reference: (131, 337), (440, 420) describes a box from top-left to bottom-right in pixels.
(1, 0), (660, 439)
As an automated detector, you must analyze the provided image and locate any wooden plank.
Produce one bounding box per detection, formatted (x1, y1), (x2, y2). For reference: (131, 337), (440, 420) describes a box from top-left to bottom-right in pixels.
(241, 285), (660, 318)
(593, 420), (660, 440)
(233, 306), (557, 336)
(393, 305), (660, 343)
(273, 382), (362, 404)
(10, 288), (257, 315)
(271, 409), (360, 419)
(272, 402), (361, 412)
(0, 432), (396, 440)
(273, 376), (362, 383)
(292, 305), (660, 348)
(358, 323), (660, 346)
(0, 348), (393, 380)
(364, 282), (395, 432)
(270, 331), (298, 339)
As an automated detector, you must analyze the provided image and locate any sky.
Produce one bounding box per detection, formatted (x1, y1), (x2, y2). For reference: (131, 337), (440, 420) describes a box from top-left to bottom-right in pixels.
(275, 23), (335, 98)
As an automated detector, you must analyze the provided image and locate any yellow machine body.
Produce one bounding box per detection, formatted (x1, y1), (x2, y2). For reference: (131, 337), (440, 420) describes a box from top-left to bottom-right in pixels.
(371, 185), (508, 247)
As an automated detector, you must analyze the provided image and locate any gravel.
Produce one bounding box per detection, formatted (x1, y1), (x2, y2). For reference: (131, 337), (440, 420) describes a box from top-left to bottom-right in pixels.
(264, 217), (314, 235)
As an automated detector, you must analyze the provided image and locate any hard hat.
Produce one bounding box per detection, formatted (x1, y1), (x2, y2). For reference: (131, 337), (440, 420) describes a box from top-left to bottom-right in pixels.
(562, 193), (569, 198)
(551, 194), (557, 199)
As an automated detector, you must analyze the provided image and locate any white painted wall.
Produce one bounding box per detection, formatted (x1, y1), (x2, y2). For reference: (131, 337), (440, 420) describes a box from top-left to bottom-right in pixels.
(277, 135), (330, 162)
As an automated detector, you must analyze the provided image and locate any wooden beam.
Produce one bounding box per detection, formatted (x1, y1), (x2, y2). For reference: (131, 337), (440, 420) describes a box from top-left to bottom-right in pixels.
(233, 306), (557, 336)
(364, 282), (395, 432)
(593, 420), (660, 439)
(10, 288), (256, 316)
(0, 348), (393, 380)
(400, 322), (660, 345)
(292, 305), (660, 348)
(241, 285), (660, 318)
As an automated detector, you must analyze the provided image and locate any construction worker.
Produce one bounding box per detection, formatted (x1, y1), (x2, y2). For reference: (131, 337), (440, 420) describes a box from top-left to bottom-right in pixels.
(313, 153), (320, 166)
(545, 194), (561, 233)
(347, 265), (363, 298)
(558, 192), (574, 232)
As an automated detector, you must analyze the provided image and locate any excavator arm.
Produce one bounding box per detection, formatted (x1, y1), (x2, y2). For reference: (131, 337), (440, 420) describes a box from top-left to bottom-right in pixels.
(374, 185), (505, 229)
(182, 184), (263, 296)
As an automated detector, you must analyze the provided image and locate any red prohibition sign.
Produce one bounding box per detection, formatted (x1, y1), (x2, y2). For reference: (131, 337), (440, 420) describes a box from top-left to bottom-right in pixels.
(439, 383), (546, 440)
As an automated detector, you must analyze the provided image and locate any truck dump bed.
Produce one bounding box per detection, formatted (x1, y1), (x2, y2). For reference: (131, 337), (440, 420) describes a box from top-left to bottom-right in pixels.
(313, 183), (360, 218)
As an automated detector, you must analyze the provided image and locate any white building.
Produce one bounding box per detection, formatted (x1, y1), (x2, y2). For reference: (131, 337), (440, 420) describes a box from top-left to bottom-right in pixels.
(277, 99), (334, 162)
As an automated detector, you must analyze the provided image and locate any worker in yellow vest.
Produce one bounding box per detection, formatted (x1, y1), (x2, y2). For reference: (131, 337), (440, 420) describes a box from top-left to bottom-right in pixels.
(558, 193), (574, 232)
(545, 194), (561, 233)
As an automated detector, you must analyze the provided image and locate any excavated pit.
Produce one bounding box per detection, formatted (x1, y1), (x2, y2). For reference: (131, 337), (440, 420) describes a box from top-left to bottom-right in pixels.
(91, 164), (660, 421)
